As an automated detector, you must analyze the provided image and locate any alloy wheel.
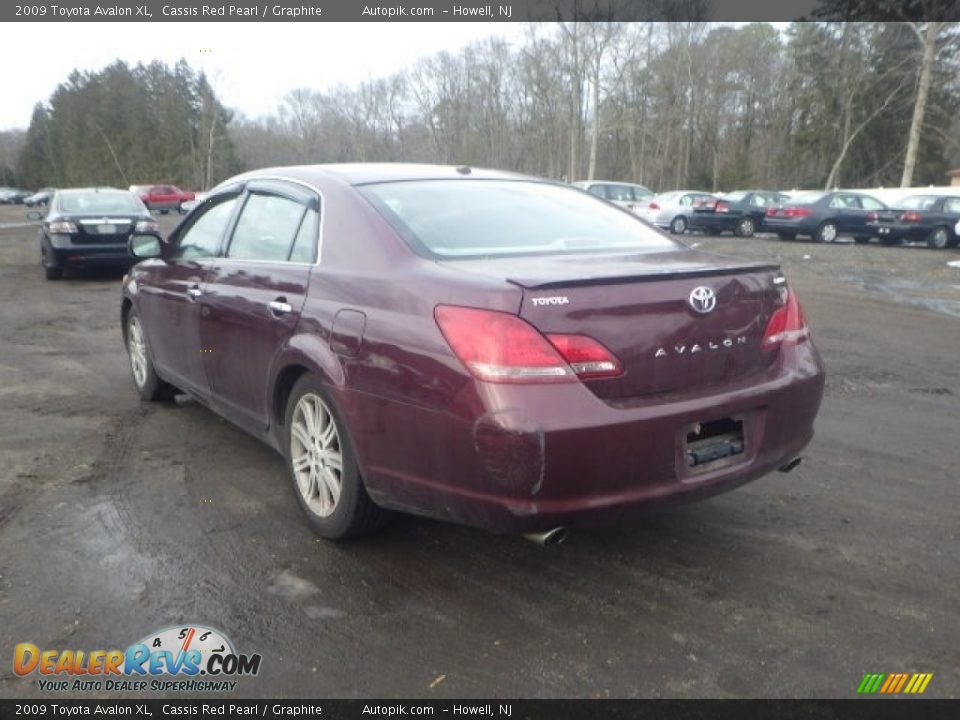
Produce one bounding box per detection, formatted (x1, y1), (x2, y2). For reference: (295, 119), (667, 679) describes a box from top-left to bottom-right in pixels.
(290, 393), (343, 518)
(930, 228), (948, 250)
(127, 316), (148, 389)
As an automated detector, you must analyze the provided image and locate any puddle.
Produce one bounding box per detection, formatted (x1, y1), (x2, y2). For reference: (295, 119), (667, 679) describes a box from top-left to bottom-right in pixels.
(835, 273), (960, 318)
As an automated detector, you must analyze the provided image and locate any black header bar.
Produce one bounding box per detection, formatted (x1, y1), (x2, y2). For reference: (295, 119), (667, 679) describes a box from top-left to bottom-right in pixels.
(2, 0), (958, 23)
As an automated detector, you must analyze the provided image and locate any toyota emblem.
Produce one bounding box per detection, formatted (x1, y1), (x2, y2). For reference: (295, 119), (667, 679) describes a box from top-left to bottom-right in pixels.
(688, 286), (717, 314)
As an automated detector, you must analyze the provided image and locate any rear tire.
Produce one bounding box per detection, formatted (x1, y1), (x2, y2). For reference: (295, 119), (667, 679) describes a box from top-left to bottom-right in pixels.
(734, 217), (756, 238)
(927, 226), (950, 250)
(670, 215), (687, 234)
(815, 221), (838, 244)
(284, 375), (387, 540)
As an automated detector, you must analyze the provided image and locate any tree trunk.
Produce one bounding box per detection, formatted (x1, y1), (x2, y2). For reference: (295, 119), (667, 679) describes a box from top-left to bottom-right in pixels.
(900, 22), (939, 188)
(588, 61), (600, 181)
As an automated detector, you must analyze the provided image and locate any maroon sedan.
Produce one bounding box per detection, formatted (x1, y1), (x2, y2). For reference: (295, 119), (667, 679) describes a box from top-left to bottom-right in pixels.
(121, 164), (825, 544)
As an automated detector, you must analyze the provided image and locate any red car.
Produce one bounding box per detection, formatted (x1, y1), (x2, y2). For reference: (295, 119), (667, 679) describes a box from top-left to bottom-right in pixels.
(137, 184), (195, 214)
(121, 165), (825, 544)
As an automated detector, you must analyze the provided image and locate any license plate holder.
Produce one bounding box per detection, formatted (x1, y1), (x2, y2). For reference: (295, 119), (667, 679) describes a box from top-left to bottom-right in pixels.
(97, 224), (116, 234)
(685, 417), (745, 470)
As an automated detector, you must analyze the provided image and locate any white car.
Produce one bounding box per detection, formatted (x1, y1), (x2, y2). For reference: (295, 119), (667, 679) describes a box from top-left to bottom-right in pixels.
(573, 181), (653, 213)
(635, 190), (716, 234)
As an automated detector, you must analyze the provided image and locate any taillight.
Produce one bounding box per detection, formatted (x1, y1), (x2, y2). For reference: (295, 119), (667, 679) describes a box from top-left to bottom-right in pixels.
(766, 207), (778, 217)
(434, 306), (622, 383)
(48, 220), (78, 234)
(761, 288), (810, 350)
(780, 207), (812, 218)
(901, 211), (922, 222)
(715, 201), (730, 213)
(545, 334), (622, 379)
(648, 202), (660, 210)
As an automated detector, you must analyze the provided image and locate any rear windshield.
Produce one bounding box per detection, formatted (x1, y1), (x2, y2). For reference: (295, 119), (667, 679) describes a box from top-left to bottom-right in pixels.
(898, 195), (938, 210)
(789, 192), (826, 205)
(358, 180), (677, 259)
(59, 192), (143, 214)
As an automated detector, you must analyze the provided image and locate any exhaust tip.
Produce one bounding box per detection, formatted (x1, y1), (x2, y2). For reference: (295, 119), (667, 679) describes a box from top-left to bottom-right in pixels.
(523, 527), (569, 547)
(778, 457), (802, 473)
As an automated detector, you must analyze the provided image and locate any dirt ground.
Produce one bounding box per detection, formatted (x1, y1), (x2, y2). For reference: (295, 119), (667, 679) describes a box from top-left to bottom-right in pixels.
(0, 203), (957, 699)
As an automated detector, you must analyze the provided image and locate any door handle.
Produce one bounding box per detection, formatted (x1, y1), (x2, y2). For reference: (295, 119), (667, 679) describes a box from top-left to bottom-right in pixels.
(268, 300), (293, 316)
(186, 286), (203, 299)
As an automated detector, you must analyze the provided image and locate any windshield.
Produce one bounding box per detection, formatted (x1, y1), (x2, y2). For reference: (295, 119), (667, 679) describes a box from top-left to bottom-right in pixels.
(58, 191), (143, 214)
(358, 180), (678, 259)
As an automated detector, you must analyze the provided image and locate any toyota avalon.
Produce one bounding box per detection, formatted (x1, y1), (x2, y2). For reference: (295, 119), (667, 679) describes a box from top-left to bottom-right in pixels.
(121, 164), (825, 543)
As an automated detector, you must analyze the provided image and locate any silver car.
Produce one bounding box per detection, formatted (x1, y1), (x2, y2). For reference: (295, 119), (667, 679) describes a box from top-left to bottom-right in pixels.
(636, 190), (716, 234)
(573, 181), (653, 213)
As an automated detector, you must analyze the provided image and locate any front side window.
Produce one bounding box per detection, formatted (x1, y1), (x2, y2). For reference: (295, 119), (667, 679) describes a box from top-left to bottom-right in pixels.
(227, 193), (306, 262)
(173, 196), (238, 260)
(358, 180), (677, 259)
(607, 185), (633, 202)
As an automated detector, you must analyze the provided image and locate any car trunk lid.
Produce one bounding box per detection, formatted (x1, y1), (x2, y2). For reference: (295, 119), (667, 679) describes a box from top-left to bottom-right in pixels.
(443, 250), (782, 399)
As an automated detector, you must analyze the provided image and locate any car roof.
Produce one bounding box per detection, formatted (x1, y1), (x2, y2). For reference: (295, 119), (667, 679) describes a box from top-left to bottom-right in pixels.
(224, 163), (534, 189)
(56, 187), (129, 195)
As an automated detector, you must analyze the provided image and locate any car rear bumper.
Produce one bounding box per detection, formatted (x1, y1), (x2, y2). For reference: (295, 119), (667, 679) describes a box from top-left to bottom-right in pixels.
(350, 342), (826, 534)
(866, 222), (922, 242)
(689, 214), (737, 233)
(46, 237), (136, 268)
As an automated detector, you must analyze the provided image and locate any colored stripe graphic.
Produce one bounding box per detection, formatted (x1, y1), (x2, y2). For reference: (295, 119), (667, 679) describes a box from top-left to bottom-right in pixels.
(858, 673), (932, 695)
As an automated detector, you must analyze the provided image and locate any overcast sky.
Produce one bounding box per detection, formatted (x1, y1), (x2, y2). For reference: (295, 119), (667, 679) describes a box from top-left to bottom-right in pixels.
(1, 22), (527, 131)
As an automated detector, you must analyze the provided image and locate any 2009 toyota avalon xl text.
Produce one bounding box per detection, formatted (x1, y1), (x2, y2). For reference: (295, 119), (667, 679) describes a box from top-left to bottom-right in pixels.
(120, 164), (825, 544)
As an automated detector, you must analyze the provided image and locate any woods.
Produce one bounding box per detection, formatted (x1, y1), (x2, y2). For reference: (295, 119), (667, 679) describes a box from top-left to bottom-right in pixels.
(10, 21), (960, 193)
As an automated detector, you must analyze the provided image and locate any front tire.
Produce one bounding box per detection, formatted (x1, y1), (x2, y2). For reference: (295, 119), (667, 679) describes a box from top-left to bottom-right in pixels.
(126, 311), (171, 401)
(815, 221), (838, 244)
(927, 226), (950, 250)
(284, 375), (386, 540)
(670, 215), (687, 234)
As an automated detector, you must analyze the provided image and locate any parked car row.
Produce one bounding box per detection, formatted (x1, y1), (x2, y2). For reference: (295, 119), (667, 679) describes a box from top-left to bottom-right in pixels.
(0, 187), (33, 204)
(576, 181), (960, 250)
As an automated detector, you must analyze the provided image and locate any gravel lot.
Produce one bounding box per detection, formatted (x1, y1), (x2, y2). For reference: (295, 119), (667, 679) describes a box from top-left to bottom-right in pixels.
(0, 204), (957, 699)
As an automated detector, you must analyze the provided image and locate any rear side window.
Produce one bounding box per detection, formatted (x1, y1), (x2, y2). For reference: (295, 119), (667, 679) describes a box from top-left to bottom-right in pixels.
(358, 180), (677, 259)
(174, 196), (238, 260)
(860, 195), (885, 211)
(289, 208), (319, 263)
(900, 196), (938, 211)
(606, 185), (634, 202)
(227, 194), (306, 262)
(943, 198), (960, 213)
(586, 185), (606, 198)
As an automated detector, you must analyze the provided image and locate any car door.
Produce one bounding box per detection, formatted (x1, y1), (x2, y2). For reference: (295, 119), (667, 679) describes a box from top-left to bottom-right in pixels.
(827, 194), (860, 233)
(199, 180), (319, 434)
(136, 191), (241, 398)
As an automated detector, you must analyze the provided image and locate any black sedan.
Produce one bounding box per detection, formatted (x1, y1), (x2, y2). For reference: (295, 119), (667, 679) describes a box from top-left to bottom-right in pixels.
(24, 188), (55, 207)
(28, 188), (158, 280)
(764, 191), (889, 243)
(866, 194), (960, 249)
(689, 190), (790, 237)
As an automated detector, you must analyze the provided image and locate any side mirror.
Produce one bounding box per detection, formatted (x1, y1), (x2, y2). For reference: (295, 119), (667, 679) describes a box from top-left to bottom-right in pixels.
(129, 232), (163, 259)
(26, 210), (42, 221)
